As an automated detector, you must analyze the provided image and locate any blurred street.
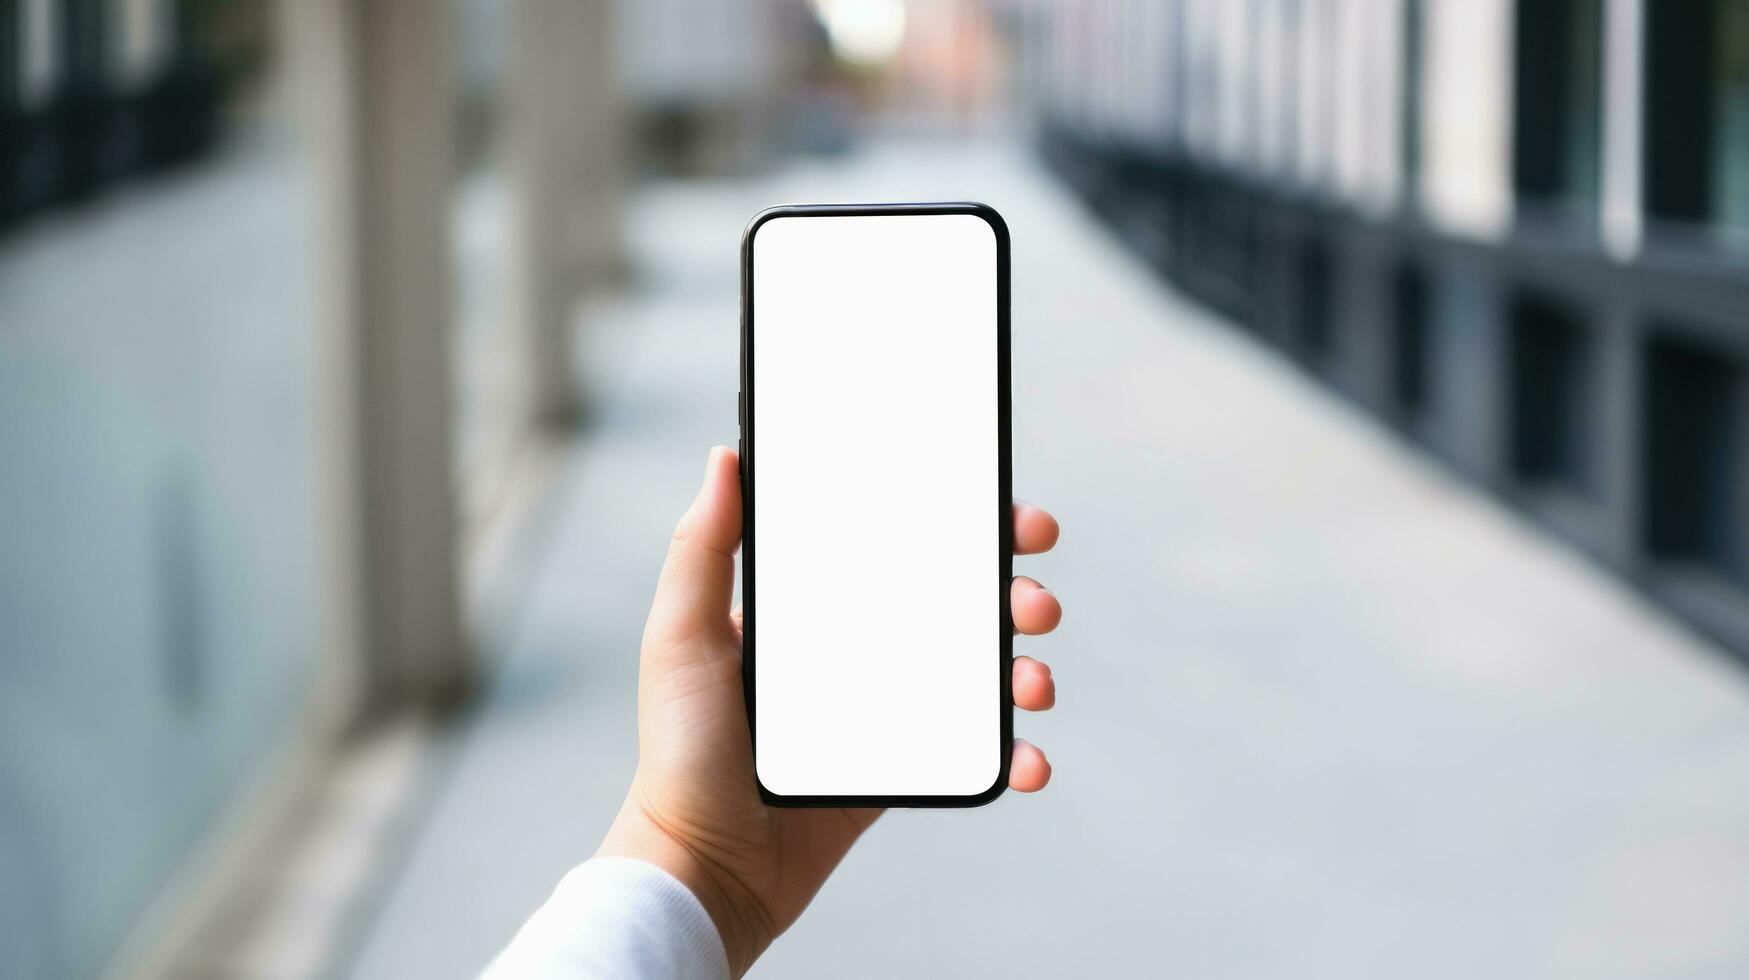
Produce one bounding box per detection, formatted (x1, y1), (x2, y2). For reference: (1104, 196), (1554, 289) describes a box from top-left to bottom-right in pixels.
(346, 141), (1749, 979)
(10, 2), (1749, 977)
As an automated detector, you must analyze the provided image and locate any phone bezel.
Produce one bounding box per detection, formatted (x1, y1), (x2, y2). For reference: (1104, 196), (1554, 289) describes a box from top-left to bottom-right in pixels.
(739, 202), (1014, 808)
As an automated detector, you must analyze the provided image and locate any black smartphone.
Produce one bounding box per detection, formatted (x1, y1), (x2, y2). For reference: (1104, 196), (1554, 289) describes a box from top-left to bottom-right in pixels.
(739, 203), (1013, 808)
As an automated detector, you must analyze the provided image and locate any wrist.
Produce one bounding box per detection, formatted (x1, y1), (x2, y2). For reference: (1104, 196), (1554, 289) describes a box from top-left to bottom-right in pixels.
(597, 788), (771, 977)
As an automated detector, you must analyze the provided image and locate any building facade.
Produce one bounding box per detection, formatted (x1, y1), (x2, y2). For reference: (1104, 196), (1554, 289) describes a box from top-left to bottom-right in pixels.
(1024, 0), (1749, 664)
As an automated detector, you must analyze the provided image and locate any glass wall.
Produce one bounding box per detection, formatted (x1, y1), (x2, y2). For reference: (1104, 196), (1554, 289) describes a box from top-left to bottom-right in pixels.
(0, 3), (326, 977)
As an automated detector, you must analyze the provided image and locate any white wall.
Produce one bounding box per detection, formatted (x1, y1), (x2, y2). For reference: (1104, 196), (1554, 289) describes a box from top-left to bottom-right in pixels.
(1253, 0), (1291, 177)
(1294, 0), (1335, 190)
(1419, 0), (1514, 239)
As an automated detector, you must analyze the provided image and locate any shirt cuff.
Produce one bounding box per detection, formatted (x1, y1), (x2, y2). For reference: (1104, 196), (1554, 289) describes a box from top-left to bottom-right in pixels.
(481, 857), (729, 980)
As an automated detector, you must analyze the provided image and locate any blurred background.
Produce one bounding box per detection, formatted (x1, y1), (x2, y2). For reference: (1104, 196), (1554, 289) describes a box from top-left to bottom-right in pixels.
(3, 0), (1749, 977)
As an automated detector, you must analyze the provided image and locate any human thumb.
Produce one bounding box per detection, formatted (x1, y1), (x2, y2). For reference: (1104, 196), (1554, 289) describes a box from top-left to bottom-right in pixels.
(644, 446), (742, 648)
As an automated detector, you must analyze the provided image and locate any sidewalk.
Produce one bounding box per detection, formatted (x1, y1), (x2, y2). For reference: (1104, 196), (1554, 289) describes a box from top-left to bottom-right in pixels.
(346, 142), (1749, 979)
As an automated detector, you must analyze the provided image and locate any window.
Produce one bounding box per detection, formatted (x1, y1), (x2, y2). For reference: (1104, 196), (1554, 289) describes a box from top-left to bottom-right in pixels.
(1646, 0), (1749, 241)
(1643, 333), (1749, 590)
(1392, 261), (1433, 417)
(1513, 0), (1603, 218)
(1297, 237), (1335, 357)
(1509, 292), (1600, 498)
(1716, 0), (1749, 236)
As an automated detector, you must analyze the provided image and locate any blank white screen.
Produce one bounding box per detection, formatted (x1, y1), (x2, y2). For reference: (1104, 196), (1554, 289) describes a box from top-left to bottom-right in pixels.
(751, 212), (1001, 798)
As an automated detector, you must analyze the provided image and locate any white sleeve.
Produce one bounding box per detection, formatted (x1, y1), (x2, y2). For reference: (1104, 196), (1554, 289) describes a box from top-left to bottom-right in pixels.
(480, 857), (730, 980)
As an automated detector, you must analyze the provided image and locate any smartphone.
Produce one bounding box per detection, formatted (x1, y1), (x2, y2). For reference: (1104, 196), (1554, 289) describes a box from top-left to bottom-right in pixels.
(739, 203), (1012, 808)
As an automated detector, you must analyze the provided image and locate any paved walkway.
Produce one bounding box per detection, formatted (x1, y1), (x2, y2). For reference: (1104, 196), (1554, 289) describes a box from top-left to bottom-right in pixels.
(347, 143), (1749, 979)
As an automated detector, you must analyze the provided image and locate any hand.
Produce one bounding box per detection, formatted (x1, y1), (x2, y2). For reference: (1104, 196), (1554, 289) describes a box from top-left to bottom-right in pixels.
(598, 446), (1062, 976)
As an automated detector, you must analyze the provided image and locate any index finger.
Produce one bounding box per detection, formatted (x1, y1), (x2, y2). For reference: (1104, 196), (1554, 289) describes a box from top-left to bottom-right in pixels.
(1014, 502), (1059, 555)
